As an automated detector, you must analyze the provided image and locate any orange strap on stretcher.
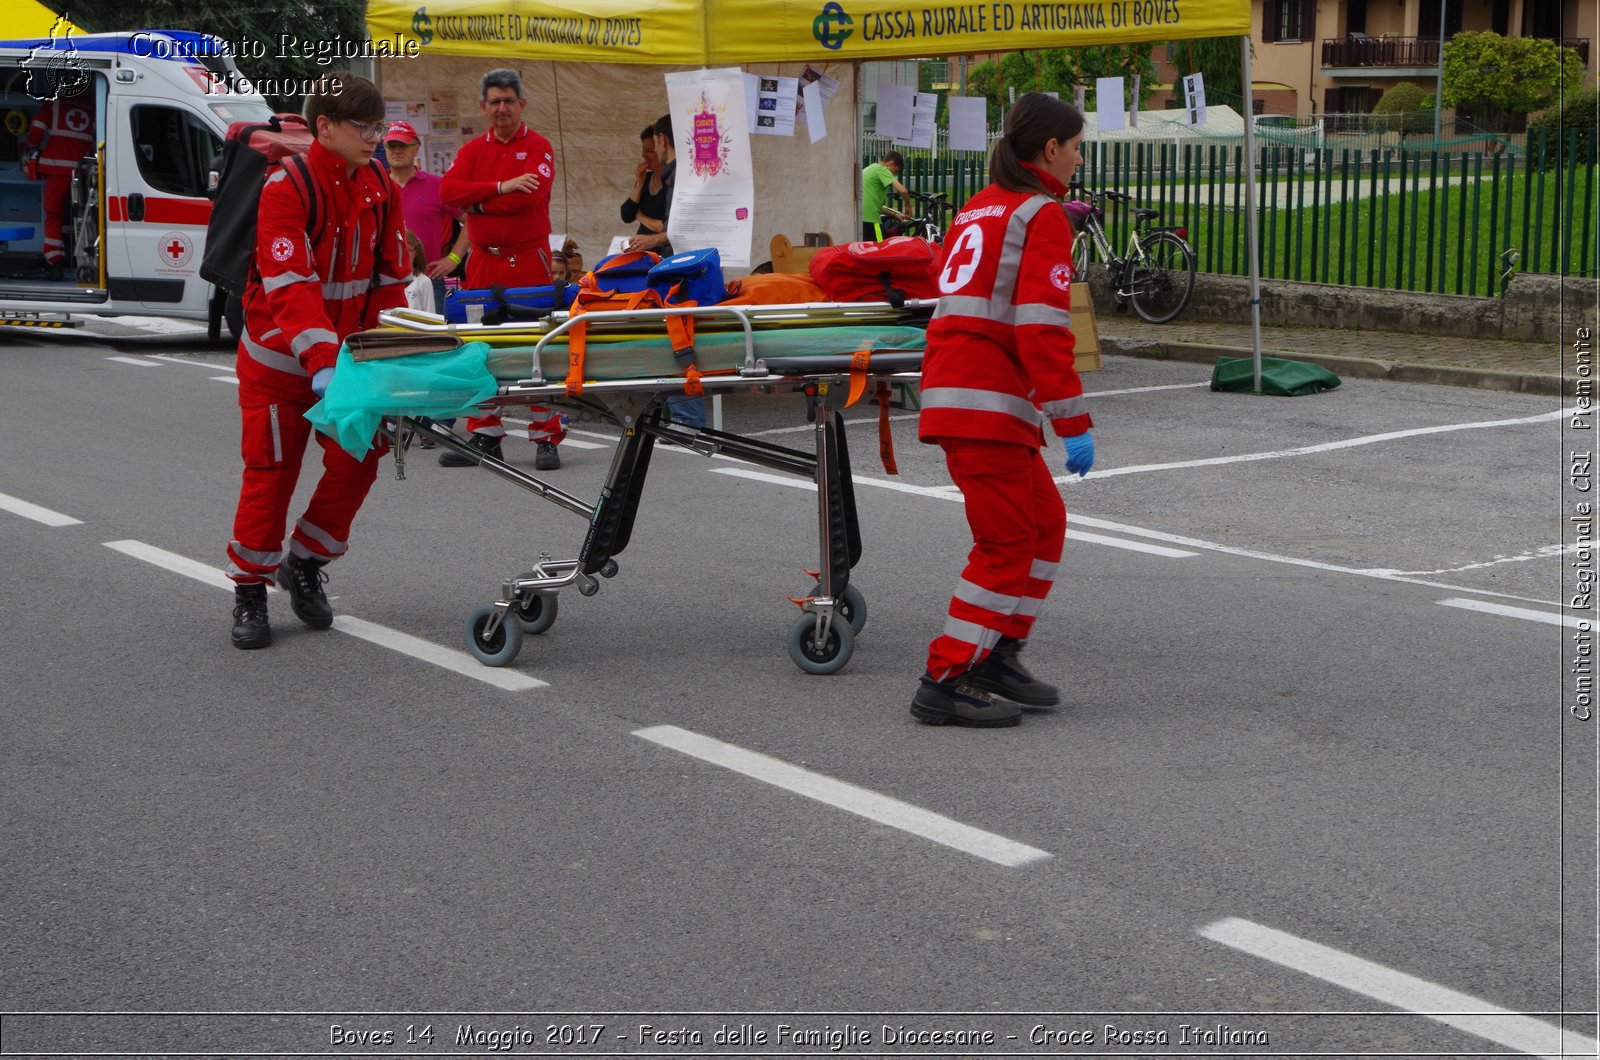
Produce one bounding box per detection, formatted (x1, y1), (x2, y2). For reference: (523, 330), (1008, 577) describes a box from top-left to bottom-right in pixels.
(565, 284), (698, 398)
(838, 349), (899, 476)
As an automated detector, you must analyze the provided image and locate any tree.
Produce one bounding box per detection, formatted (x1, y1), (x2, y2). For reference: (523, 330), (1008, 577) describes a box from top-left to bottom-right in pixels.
(62, 0), (372, 110)
(1370, 81), (1436, 140)
(1442, 31), (1589, 118)
(967, 44), (1155, 125)
(1168, 37), (1244, 112)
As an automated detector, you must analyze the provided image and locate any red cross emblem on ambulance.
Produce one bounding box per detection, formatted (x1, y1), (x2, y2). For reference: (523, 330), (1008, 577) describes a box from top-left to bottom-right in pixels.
(160, 232), (194, 268)
(64, 106), (91, 133)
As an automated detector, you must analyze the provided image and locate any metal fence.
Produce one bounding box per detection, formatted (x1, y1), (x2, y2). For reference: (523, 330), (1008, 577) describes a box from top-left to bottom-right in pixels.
(863, 127), (1596, 297)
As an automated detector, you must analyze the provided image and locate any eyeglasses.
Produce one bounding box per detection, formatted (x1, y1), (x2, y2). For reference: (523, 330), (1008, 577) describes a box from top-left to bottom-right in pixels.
(484, 96), (521, 110)
(346, 118), (391, 142)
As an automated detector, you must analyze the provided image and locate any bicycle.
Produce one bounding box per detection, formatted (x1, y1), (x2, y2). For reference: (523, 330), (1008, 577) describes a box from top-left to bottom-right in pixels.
(881, 189), (953, 245)
(1065, 185), (1196, 324)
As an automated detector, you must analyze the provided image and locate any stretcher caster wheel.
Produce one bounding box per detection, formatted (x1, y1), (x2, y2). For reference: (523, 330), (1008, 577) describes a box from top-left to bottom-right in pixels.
(467, 605), (523, 667)
(788, 613), (855, 675)
(513, 591), (558, 634)
(577, 574), (601, 597)
(599, 559), (620, 579)
(809, 583), (867, 635)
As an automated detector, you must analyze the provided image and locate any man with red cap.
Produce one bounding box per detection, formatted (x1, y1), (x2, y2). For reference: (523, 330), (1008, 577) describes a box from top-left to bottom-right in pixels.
(439, 67), (565, 471)
(384, 119), (468, 310)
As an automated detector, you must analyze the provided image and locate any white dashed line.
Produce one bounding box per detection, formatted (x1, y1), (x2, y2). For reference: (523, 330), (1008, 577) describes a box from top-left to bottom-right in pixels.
(633, 725), (1051, 867)
(98, 315), (209, 337)
(1438, 598), (1589, 629)
(103, 540), (544, 692)
(0, 491), (83, 528)
(211, 376), (241, 385)
(1201, 917), (1598, 1059)
(106, 355), (163, 367)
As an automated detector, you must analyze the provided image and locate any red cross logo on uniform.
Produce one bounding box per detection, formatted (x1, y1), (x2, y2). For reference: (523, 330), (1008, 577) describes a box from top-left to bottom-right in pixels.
(64, 106), (90, 133)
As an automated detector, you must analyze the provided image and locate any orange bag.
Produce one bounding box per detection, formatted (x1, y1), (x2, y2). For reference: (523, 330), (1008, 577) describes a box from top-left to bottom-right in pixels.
(720, 273), (829, 305)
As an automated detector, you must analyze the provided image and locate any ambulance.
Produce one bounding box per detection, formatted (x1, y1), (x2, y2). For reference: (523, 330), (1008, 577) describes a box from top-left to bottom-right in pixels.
(0, 29), (274, 336)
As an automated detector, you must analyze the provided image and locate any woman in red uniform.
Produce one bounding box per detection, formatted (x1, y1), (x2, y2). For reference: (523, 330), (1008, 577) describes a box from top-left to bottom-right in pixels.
(912, 92), (1094, 728)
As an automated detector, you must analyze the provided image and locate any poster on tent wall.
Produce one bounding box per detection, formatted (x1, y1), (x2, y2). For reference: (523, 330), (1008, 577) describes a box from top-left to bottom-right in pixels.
(664, 67), (754, 269)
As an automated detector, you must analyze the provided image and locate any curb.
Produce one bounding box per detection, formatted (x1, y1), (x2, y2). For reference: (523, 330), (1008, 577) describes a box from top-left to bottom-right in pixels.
(1099, 338), (1566, 398)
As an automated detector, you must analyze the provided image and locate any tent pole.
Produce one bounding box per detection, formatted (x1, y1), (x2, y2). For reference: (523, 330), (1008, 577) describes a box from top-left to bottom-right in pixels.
(1239, 34), (1264, 393)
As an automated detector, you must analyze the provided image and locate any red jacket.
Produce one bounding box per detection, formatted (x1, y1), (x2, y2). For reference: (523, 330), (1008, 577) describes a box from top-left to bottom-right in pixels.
(24, 96), (94, 175)
(917, 163), (1092, 448)
(237, 139), (410, 404)
(441, 123), (554, 259)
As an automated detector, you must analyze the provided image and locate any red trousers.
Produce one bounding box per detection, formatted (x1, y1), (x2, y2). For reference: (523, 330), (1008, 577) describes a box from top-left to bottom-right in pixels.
(40, 175), (71, 264)
(463, 244), (563, 444)
(226, 401), (388, 586)
(925, 439), (1067, 680)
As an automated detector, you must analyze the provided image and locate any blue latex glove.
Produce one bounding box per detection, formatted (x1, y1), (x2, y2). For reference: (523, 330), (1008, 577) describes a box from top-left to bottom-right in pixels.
(311, 366), (334, 398)
(1064, 431), (1095, 478)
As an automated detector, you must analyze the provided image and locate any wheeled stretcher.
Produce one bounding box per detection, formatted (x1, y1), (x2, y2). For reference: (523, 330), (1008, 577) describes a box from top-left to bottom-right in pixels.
(339, 300), (932, 674)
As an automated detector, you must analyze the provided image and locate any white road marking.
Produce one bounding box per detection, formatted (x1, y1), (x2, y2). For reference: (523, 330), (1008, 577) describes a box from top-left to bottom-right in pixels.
(106, 355), (163, 367)
(1090, 381), (1213, 397)
(500, 418), (605, 449)
(1380, 542), (1582, 576)
(1201, 917), (1598, 1059)
(1439, 598), (1589, 630)
(633, 725), (1051, 867)
(211, 375), (240, 385)
(710, 467), (1197, 557)
(332, 616), (546, 692)
(149, 355), (235, 370)
(102, 541), (545, 692)
(1061, 407), (1571, 482)
(0, 491), (83, 527)
(99, 315), (208, 337)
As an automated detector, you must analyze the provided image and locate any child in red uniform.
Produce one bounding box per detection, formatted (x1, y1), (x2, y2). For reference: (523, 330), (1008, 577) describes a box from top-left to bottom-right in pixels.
(911, 93), (1094, 727)
(225, 74), (411, 649)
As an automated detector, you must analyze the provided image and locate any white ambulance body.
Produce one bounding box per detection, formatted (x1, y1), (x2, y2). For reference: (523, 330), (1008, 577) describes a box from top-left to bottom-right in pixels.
(0, 30), (273, 333)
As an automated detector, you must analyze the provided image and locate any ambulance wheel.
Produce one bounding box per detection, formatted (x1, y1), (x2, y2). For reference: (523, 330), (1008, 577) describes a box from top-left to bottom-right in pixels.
(809, 582), (867, 634)
(224, 293), (244, 343)
(788, 612), (855, 675)
(467, 605), (523, 666)
(513, 591), (558, 634)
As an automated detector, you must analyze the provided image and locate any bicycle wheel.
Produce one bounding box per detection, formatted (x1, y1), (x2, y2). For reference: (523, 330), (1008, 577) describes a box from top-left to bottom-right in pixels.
(1071, 230), (1093, 280)
(1127, 230), (1197, 324)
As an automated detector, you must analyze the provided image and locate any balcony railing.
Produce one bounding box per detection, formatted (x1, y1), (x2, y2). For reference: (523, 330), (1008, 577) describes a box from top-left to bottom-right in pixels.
(1323, 35), (1589, 68)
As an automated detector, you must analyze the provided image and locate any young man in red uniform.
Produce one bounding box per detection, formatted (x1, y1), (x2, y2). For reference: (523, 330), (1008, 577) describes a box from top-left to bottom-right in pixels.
(438, 67), (566, 472)
(226, 74), (412, 649)
(912, 93), (1094, 728)
(23, 82), (95, 271)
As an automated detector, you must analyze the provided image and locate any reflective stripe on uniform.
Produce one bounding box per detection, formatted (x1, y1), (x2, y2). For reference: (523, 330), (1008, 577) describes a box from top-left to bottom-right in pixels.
(241, 325), (308, 376)
(290, 328), (338, 356)
(941, 616), (1002, 651)
(1014, 303), (1073, 329)
(262, 271), (318, 293)
(953, 577), (1021, 615)
(1040, 395), (1089, 421)
(920, 386), (1041, 425)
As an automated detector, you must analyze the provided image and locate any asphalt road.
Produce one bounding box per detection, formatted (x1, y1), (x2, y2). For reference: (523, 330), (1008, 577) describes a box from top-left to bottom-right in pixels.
(1, 315), (1594, 1059)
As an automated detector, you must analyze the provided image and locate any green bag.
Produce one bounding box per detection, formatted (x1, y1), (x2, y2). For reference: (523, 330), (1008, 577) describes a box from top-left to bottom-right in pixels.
(1210, 355), (1341, 397)
(306, 341), (498, 458)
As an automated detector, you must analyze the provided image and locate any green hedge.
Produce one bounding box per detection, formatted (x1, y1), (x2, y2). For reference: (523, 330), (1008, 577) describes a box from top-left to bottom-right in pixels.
(1527, 87), (1600, 169)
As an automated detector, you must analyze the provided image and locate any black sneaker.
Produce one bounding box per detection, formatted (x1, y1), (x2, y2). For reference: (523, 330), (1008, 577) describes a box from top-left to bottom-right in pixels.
(534, 441), (561, 471)
(910, 671), (1021, 727)
(438, 432), (503, 467)
(967, 637), (1060, 707)
(277, 554), (333, 630)
(230, 583), (272, 649)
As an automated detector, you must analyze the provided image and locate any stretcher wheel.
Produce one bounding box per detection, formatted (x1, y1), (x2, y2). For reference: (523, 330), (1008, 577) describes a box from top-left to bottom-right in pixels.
(513, 591), (558, 634)
(788, 613), (855, 675)
(809, 583), (867, 635)
(577, 574), (601, 597)
(467, 605), (523, 667)
(599, 559), (620, 579)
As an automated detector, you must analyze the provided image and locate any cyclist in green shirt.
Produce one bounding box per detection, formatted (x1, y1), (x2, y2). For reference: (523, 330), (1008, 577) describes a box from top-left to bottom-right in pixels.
(860, 150), (908, 241)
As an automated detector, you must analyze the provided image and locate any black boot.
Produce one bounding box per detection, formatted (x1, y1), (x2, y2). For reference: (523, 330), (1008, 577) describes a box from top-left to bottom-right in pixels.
(277, 554), (333, 630)
(967, 637), (1060, 706)
(534, 441), (561, 470)
(230, 583), (272, 649)
(438, 431), (503, 467)
(910, 671), (1021, 727)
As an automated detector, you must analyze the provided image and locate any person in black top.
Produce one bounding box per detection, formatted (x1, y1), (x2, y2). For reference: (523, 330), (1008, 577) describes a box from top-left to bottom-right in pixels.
(626, 115), (675, 258)
(621, 125), (668, 241)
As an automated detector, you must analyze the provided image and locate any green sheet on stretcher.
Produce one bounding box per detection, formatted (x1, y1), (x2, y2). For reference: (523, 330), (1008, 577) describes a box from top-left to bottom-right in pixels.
(484, 325), (928, 382)
(306, 326), (925, 459)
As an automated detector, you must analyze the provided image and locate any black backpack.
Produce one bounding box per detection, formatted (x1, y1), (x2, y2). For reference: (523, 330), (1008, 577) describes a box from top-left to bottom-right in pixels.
(200, 114), (319, 296)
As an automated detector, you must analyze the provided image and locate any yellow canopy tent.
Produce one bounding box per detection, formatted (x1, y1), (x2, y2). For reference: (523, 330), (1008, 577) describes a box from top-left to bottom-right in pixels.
(368, 0), (1268, 382)
(14, 0), (80, 39)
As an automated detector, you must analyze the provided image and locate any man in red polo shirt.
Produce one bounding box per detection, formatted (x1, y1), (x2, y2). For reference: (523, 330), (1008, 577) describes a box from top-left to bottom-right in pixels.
(439, 67), (565, 471)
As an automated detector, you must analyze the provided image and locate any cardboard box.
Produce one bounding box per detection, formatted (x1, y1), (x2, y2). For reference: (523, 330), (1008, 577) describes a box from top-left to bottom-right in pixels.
(1069, 282), (1102, 372)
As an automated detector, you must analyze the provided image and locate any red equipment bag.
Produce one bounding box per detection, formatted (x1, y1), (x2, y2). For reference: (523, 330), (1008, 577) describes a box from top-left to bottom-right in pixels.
(808, 236), (940, 308)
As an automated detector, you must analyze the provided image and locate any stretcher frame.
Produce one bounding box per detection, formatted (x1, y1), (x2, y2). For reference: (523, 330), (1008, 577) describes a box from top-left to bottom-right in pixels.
(373, 301), (929, 674)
